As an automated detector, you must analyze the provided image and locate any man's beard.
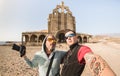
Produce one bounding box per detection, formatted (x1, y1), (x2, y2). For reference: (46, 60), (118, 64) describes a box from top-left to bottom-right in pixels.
(50, 44), (56, 52)
(50, 47), (55, 52)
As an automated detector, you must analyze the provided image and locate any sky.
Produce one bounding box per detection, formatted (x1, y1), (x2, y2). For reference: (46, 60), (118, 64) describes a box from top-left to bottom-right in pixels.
(0, 0), (120, 41)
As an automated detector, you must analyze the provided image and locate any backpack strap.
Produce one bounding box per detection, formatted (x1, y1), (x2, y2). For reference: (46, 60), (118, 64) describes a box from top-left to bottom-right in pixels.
(46, 53), (55, 76)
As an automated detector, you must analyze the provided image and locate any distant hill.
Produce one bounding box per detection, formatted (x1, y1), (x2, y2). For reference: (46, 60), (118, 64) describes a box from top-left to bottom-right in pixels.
(90, 33), (120, 43)
(106, 33), (120, 38)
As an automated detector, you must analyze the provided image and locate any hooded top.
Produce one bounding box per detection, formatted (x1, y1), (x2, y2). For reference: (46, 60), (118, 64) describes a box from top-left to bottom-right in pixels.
(24, 35), (66, 76)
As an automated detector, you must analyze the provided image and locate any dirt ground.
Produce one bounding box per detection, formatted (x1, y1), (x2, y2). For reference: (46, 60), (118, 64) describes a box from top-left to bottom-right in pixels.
(0, 41), (120, 76)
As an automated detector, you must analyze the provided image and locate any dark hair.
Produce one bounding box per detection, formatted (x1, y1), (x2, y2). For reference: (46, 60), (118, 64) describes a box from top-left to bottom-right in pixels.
(65, 29), (76, 35)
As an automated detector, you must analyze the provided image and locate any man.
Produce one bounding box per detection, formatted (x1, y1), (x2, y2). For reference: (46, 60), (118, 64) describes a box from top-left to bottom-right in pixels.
(61, 29), (116, 76)
(17, 34), (66, 76)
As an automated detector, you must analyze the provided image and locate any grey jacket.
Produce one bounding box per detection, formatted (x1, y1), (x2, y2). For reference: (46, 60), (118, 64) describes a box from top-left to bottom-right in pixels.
(24, 35), (66, 76)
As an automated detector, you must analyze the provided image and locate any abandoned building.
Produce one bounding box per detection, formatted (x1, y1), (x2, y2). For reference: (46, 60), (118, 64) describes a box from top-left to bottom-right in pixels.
(22, 2), (92, 46)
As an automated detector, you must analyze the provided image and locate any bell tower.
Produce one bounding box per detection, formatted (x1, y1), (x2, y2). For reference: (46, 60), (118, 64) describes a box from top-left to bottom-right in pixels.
(48, 1), (76, 34)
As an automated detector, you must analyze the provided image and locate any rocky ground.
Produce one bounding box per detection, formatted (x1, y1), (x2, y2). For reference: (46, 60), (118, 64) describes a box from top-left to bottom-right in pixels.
(0, 46), (40, 76)
(0, 40), (120, 76)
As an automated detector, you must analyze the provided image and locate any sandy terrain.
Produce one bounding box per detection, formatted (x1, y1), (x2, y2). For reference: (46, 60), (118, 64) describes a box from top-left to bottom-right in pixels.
(0, 46), (40, 76)
(84, 42), (120, 76)
(0, 41), (120, 76)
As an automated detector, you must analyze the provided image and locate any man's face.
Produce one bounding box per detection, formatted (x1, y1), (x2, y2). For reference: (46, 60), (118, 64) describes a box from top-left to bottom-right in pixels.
(45, 35), (56, 52)
(65, 31), (78, 46)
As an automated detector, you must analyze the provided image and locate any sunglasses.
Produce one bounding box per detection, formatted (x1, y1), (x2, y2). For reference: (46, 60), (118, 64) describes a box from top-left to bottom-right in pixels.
(47, 38), (56, 42)
(65, 33), (76, 39)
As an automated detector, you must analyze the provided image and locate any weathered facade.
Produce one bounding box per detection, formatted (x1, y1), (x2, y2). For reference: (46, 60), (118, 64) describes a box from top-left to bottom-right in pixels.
(22, 2), (92, 45)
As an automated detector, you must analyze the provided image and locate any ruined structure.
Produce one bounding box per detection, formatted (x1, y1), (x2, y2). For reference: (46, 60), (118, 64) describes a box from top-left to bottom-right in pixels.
(22, 2), (92, 45)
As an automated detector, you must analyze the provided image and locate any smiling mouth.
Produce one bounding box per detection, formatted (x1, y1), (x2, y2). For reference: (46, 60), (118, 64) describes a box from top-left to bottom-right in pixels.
(68, 40), (72, 42)
(50, 43), (56, 46)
